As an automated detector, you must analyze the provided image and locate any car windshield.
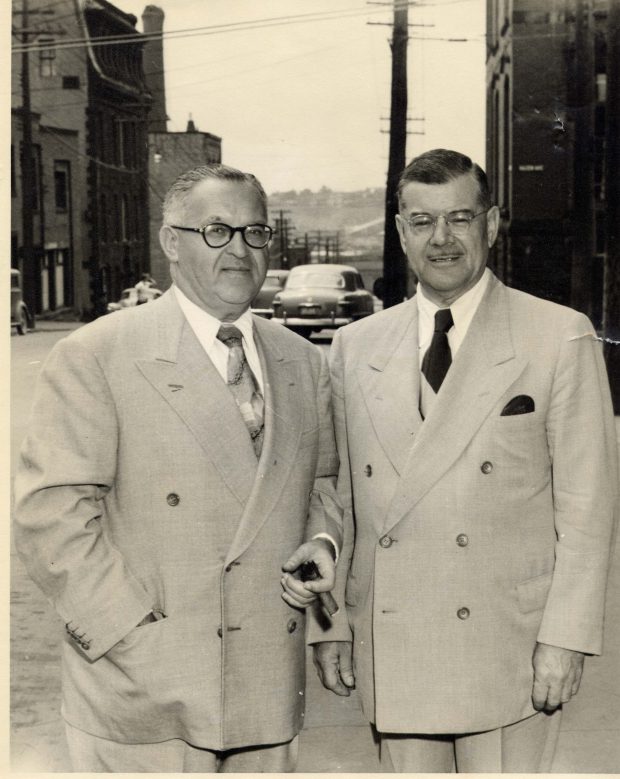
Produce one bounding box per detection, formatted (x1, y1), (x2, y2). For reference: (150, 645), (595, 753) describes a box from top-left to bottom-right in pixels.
(287, 272), (344, 289)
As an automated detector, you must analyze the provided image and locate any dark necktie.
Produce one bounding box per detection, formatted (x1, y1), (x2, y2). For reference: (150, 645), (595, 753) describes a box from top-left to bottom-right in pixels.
(421, 308), (454, 393)
(216, 325), (264, 457)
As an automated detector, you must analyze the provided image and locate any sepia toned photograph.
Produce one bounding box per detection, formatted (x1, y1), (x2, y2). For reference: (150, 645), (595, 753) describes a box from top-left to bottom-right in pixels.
(9, 0), (619, 772)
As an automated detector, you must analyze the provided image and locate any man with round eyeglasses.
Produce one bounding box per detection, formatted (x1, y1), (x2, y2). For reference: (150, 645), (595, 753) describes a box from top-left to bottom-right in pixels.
(310, 149), (617, 772)
(14, 163), (343, 771)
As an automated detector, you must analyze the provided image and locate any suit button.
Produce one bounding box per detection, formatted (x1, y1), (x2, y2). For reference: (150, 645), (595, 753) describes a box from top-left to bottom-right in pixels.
(287, 619), (297, 634)
(379, 535), (394, 549)
(480, 461), (493, 474)
(217, 627), (223, 638)
(457, 607), (470, 620)
(166, 493), (180, 506)
(364, 464), (372, 477)
(80, 641), (91, 651)
(456, 533), (469, 547)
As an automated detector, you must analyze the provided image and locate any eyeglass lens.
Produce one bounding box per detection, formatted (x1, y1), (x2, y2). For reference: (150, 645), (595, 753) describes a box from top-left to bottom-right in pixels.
(408, 211), (486, 236)
(203, 223), (272, 248)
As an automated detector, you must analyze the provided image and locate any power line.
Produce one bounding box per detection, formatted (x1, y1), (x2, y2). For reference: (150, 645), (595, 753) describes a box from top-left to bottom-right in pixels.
(11, 28), (371, 99)
(11, 3), (434, 54)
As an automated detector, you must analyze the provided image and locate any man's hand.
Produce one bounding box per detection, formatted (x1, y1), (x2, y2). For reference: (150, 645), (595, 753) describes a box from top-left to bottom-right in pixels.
(281, 538), (336, 609)
(313, 641), (355, 696)
(532, 642), (585, 711)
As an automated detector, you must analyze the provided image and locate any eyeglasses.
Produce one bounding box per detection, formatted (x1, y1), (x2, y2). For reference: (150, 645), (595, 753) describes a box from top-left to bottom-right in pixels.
(403, 209), (489, 236)
(170, 222), (274, 249)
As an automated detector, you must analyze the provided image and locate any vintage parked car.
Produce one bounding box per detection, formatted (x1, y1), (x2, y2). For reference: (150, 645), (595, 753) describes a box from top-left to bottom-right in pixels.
(251, 269), (289, 318)
(11, 269), (31, 335)
(271, 263), (374, 337)
(106, 286), (162, 313)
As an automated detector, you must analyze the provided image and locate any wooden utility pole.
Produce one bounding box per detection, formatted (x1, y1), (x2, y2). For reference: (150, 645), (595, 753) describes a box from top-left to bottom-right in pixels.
(271, 209), (292, 269)
(19, 0), (37, 321)
(604, 2), (620, 411)
(382, 0), (409, 308)
(14, 1), (60, 322)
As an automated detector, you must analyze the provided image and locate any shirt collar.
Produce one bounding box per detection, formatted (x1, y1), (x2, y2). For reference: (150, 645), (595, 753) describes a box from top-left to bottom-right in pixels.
(173, 285), (256, 348)
(416, 267), (490, 339)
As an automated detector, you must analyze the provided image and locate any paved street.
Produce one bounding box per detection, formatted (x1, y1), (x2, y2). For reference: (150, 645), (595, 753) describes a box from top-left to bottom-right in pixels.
(9, 323), (620, 772)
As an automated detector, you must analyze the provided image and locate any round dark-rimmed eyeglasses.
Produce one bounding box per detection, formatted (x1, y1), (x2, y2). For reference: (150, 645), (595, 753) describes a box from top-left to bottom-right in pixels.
(170, 222), (274, 249)
(404, 209), (489, 237)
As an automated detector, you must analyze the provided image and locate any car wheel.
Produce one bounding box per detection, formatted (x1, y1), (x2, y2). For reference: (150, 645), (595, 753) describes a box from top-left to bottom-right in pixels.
(16, 308), (28, 335)
(290, 326), (312, 340)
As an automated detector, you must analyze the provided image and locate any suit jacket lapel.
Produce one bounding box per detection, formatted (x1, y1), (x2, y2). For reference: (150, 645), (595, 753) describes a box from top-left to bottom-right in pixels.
(384, 275), (527, 531)
(135, 292), (258, 506)
(357, 301), (424, 476)
(225, 318), (302, 563)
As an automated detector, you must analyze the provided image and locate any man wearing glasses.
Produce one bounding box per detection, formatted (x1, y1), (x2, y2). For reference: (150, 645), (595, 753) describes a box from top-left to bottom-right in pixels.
(15, 163), (342, 772)
(311, 149), (617, 772)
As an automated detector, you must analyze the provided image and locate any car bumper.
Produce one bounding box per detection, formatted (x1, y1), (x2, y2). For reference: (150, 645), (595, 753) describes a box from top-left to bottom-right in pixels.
(272, 315), (352, 328)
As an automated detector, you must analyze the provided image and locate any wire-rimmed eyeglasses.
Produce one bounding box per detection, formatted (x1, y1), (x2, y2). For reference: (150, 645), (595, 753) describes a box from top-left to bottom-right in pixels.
(403, 209), (489, 237)
(170, 222), (274, 249)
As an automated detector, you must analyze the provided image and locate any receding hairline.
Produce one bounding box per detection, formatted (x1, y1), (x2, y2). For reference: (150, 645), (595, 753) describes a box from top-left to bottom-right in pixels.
(397, 149), (491, 211)
(162, 163), (268, 225)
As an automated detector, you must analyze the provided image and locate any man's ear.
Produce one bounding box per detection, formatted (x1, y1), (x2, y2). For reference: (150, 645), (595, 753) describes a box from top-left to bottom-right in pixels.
(486, 205), (501, 248)
(395, 214), (408, 254)
(159, 225), (179, 262)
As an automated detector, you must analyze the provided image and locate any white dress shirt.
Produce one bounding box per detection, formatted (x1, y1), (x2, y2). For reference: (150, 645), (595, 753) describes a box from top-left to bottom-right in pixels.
(173, 285), (264, 391)
(416, 267), (491, 366)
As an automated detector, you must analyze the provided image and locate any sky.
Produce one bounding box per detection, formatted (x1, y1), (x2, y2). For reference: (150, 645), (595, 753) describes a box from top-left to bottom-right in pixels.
(115, 0), (487, 193)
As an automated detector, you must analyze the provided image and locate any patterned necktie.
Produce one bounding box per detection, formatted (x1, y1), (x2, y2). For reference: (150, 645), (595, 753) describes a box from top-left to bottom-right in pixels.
(216, 325), (264, 457)
(421, 308), (454, 393)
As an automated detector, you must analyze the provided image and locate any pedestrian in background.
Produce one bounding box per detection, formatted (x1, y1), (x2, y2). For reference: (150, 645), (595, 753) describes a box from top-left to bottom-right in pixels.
(14, 163), (342, 773)
(312, 148), (618, 772)
(134, 272), (157, 304)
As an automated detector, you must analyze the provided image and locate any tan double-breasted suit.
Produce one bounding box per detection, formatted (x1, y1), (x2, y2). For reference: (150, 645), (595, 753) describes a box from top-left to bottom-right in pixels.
(15, 290), (342, 751)
(314, 273), (617, 736)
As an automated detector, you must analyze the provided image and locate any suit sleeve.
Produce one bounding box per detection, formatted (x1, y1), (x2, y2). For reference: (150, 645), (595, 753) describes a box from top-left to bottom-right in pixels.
(13, 336), (154, 661)
(537, 314), (619, 654)
(305, 346), (343, 553)
(307, 329), (354, 643)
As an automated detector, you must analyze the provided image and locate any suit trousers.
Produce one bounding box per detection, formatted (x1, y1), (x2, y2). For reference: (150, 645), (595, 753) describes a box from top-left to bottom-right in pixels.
(379, 709), (562, 773)
(65, 723), (298, 773)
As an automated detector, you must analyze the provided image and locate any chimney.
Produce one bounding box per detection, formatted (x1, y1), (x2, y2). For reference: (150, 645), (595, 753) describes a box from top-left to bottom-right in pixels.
(142, 5), (168, 133)
(186, 114), (197, 133)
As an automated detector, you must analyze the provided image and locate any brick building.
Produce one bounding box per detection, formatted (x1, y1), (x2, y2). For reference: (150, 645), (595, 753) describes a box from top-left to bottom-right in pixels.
(12, 0), (152, 319)
(142, 6), (221, 290)
(486, 0), (614, 330)
(11, 109), (80, 314)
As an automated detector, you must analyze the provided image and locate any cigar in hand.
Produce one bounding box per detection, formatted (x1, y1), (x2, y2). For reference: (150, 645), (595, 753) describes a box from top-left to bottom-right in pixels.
(298, 560), (339, 616)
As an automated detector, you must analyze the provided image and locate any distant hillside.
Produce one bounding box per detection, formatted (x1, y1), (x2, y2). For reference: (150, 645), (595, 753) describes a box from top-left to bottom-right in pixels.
(267, 187), (386, 288)
(268, 187), (385, 253)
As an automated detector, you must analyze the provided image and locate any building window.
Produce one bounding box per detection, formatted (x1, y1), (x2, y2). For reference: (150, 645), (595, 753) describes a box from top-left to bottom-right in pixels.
(596, 73), (607, 103)
(121, 194), (128, 240)
(100, 194), (107, 238)
(62, 76), (80, 90)
(54, 161), (70, 211)
(39, 38), (57, 77)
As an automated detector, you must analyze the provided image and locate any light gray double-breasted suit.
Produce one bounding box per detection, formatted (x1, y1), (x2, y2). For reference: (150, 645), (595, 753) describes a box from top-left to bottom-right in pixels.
(313, 272), (617, 735)
(15, 290), (342, 750)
